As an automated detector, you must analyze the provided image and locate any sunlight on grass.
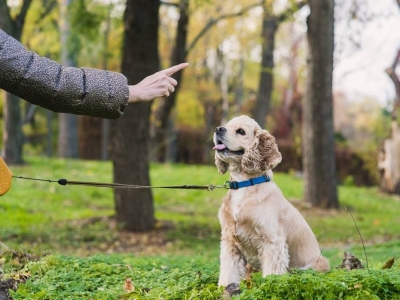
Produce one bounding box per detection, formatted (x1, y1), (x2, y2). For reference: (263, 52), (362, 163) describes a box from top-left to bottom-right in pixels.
(2, 156), (400, 259)
(2, 157), (400, 299)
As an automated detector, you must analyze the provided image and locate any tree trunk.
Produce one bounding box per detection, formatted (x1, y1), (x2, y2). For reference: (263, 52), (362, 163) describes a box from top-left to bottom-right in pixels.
(218, 50), (230, 125)
(46, 110), (54, 157)
(58, 114), (78, 157)
(152, 0), (189, 162)
(58, 0), (79, 158)
(101, 3), (113, 161)
(77, 2), (114, 161)
(302, 0), (338, 209)
(379, 49), (400, 193)
(2, 92), (23, 164)
(385, 50), (400, 119)
(233, 57), (245, 116)
(78, 117), (102, 159)
(111, 0), (159, 231)
(379, 122), (400, 194)
(0, 0), (32, 165)
(252, 6), (277, 128)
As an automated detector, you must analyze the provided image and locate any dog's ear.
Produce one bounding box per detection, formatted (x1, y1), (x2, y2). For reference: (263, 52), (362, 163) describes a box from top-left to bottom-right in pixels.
(241, 129), (282, 174)
(215, 153), (229, 174)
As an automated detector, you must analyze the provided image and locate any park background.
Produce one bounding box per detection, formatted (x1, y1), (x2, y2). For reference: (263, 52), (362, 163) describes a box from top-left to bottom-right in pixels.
(1, 0), (400, 299)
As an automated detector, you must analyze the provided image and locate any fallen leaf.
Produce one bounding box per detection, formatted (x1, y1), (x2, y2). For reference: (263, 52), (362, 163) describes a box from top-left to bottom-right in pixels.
(382, 257), (395, 270)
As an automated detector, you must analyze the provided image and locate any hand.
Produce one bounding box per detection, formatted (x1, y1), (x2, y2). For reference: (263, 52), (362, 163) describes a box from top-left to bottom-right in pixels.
(127, 62), (189, 103)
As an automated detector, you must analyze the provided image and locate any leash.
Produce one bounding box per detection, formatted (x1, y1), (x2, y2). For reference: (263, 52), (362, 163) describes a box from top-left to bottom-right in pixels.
(1, 157), (270, 196)
(11, 175), (227, 192)
(11, 174), (270, 192)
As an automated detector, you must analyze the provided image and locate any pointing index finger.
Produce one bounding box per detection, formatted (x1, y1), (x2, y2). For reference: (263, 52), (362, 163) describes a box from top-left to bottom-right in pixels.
(161, 63), (189, 76)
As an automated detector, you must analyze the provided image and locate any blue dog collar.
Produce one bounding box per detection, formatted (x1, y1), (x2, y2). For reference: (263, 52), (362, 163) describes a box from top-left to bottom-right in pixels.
(225, 174), (270, 190)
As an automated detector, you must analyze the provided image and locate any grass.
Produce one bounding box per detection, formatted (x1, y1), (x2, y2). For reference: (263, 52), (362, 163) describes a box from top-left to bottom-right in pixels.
(1, 156), (400, 299)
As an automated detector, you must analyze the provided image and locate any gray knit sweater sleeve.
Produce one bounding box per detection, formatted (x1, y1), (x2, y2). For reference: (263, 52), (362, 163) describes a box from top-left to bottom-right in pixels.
(0, 29), (129, 119)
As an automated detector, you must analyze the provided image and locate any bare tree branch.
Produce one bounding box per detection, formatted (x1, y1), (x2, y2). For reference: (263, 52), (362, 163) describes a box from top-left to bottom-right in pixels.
(277, 0), (306, 23)
(160, 0), (179, 8)
(15, 0), (33, 36)
(391, 48), (400, 71)
(386, 49), (400, 117)
(0, 0), (14, 32)
(36, 0), (58, 24)
(185, 0), (264, 55)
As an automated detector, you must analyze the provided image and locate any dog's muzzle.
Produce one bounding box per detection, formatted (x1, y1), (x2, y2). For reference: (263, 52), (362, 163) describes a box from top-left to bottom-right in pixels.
(213, 127), (244, 155)
(213, 126), (227, 151)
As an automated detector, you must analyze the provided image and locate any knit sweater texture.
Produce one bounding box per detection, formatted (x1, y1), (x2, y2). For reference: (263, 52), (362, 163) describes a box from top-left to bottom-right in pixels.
(0, 29), (129, 119)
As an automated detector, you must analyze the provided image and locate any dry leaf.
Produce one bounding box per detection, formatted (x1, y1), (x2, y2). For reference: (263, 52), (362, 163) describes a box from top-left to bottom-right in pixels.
(382, 257), (395, 270)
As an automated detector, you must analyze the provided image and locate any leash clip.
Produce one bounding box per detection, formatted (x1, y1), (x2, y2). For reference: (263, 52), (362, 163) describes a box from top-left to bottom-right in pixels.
(223, 181), (233, 189)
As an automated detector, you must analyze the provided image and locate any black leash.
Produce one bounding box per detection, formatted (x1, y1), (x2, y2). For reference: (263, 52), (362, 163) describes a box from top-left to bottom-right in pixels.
(12, 175), (228, 192)
(12, 174), (270, 192)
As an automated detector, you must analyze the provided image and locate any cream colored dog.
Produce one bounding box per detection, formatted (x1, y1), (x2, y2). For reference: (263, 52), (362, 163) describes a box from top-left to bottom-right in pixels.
(213, 115), (330, 287)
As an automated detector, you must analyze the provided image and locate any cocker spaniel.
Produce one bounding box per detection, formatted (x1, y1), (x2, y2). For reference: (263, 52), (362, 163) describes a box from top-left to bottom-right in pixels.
(213, 115), (330, 288)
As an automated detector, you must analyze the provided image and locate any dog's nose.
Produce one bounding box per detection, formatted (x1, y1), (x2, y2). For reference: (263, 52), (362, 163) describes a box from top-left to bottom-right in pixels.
(215, 126), (227, 133)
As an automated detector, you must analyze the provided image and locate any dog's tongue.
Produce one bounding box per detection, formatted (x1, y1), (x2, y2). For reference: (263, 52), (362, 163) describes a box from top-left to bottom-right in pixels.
(213, 144), (226, 150)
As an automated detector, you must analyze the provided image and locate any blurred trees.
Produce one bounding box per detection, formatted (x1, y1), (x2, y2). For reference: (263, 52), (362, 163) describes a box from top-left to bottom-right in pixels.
(252, 0), (305, 128)
(152, 0), (189, 162)
(0, 0), (33, 164)
(252, 1), (277, 127)
(58, 0), (78, 158)
(1, 0), (395, 223)
(302, 0), (338, 209)
(153, 0), (263, 162)
(59, 0), (110, 158)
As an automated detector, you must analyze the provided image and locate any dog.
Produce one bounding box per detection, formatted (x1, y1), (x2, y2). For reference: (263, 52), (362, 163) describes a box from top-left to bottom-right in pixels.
(213, 115), (330, 287)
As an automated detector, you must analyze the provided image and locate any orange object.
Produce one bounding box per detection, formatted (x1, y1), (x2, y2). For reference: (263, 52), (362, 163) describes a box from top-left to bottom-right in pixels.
(0, 157), (12, 196)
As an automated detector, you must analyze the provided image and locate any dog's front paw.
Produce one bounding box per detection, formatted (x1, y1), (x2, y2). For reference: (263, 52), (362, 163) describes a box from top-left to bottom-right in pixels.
(223, 282), (241, 297)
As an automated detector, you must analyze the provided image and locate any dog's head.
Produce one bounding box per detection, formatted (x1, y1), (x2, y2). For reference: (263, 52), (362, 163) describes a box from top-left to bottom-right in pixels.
(213, 115), (282, 174)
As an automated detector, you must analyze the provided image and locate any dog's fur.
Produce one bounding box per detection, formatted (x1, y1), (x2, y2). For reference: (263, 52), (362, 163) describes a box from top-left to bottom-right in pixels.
(213, 115), (330, 287)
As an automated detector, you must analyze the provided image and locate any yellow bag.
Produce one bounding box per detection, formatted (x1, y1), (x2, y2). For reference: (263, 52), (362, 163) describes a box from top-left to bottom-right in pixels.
(0, 157), (13, 196)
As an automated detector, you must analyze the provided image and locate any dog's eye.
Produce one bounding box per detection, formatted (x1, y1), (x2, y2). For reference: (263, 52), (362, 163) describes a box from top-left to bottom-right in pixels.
(236, 128), (246, 135)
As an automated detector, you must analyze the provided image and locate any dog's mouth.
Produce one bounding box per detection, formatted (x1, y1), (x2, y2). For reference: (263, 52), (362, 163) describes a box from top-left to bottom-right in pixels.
(213, 139), (244, 155)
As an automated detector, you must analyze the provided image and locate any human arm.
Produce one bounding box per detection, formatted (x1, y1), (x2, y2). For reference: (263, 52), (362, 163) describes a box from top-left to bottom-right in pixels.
(0, 29), (188, 118)
(0, 29), (129, 119)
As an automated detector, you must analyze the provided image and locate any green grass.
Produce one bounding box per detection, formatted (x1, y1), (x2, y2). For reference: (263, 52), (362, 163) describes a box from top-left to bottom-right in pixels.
(6, 252), (400, 300)
(2, 156), (400, 299)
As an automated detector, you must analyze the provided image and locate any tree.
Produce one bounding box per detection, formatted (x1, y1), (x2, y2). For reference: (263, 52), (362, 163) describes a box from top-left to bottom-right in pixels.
(252, 1), (306, 128)
(252, 2), (277, 127)
(302, 0), (339, 209)
(152, 0), (189, 162)
(75, 1), (116, 160)
(58, 0), (79, 158)
(58, 0), (106, 159)
(377, 0), (400, 194)
(378, 49), (400, 194)
(0, 0), (33, 164)
(111, 0), (160, 231)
